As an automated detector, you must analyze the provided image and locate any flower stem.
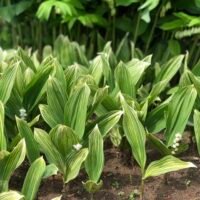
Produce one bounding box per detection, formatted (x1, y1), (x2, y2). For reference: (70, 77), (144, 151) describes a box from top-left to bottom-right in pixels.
(90, 193), (94, 200)
(140, 179), (145, 200)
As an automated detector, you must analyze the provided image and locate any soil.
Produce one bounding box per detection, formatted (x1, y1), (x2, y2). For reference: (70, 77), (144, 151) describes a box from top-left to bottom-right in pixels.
(10, 143), (200, 200)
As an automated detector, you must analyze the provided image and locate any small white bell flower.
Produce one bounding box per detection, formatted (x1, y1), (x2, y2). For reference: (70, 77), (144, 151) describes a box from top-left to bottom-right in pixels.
(19, 108), (27, 120)
(73, 143), (82, 151)
(171, 151), (175, 155)
(175, 133), (182, 140)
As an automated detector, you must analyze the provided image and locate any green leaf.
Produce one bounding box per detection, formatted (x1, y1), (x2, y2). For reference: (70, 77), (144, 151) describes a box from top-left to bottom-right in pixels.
(47, 76), (67, 122)
(0, 1), (32, 22)
(121, 95), (146, 171)
(165, 85), (197, 146)
(16, 117), (40, 163)
(85, 126), (104, 182)
(87, 86), (109, 118)
(64, 84), (90, 139)
(22, 157), (46, 200)
(116, 0), (139, 6)
(18, 48), (36, 72)
(39, 104), (61, 128)
(78, 14), (107, 27)
(147, 133), (171, 155)
(194, 110), (200, 155)
(0, 101), (6, 150)
(155, 55), (184, 83)
(115, 61), (135, 97)
(168, 40), (181, 56)
(148, 79), (168, 104)
(143, 155), (196, 179)
(0, 61), (19, 104)
(43, 164), (58, 179)
(127, 56), (151, 86)
(138, 0), (160, 22)
(28, 115), (40, 127)
(82, 180), (103, 193)
(90, 55), (104, 85)
(65, 148), (88, 183)
(86, 110), (123, 138)
(34, 128), (65, 173)
(0, 139), (26, 192)
(139, 0), (160, 11)
(0, 191), (23, 200)
(49, 125), (79, 158)
(23, 58), (53, 111)
(145, 98), (170, 133)
(115, 33), (130, 61)
(109, 127), (122, 147)
(36, 0), (54, 21)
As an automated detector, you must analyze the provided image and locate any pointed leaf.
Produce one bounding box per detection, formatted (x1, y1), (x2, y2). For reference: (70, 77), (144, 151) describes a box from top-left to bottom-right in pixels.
(49, 125), (79, 158)
(16, 117), (40, 163)
(147, 133), (171, 155)
(65, 148), (88, 183)
(39, 104), (62, 128)
(87, 86), (109, 118)
(90, 55), (104, 85)
(0, 62), (19, 104)
(64, 84), (90, 139)
(194, 110), (200, 155)
(22, 157), (46, 200)
(0, 101), (6, 150)
(86, 110), (123, 138)
(34, 128), (65, 173)
(155, 55), (184, 83)
(43, 164), (58, 179)
(85, 126), (104, 182)
(121, 95), (146, 171)
(47, 77), (67, 120)
(143, 155), (196, 179)
(82, 180), (103, 194)
(18, 48), (36, 72)
(115, 61), (135, 97)
(127, 55), (151, 85)
(0, 139), (26, 192)
(165, 85), (197, 146)
(23, 59), (53, 111)
(0, 191), (23, 200)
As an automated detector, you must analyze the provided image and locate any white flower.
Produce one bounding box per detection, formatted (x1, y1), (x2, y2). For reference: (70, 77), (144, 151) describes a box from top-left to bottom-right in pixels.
(174, 148), (178, 152)
(172, 144), (177, 148)
(175, 133), (182, 140)
(19, 108), (27, 120)
(73, 143), (82, 151)
(171, 151), (176, 155)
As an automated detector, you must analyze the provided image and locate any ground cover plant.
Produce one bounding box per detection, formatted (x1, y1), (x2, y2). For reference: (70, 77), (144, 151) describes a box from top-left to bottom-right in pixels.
(0, 35), (200, 200)
(2, 0), (200, 66)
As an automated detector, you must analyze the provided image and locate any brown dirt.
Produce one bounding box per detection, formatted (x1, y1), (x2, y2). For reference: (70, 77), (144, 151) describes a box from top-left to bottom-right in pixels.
(10, 146), (200, 200)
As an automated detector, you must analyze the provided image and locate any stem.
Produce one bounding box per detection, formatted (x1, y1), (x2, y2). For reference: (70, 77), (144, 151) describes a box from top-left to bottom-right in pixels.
(192, 40), (200, 66)
(62, 182), (69, 194)
(145, 10), (160, 54)
(164, 173), (169, 185)
(189, 36), (199, 65)
(134, 13), (140, 46)
(112, 15), (116, 49)
(140, 179), (144, 200)
(37, 22), (42, 60)
(52, 9), (56, 43)
(0, 180), (8, 192)
(17, 24), (22, 47)
(90, 193), (94, 200)
(11, 24), (17, 47)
